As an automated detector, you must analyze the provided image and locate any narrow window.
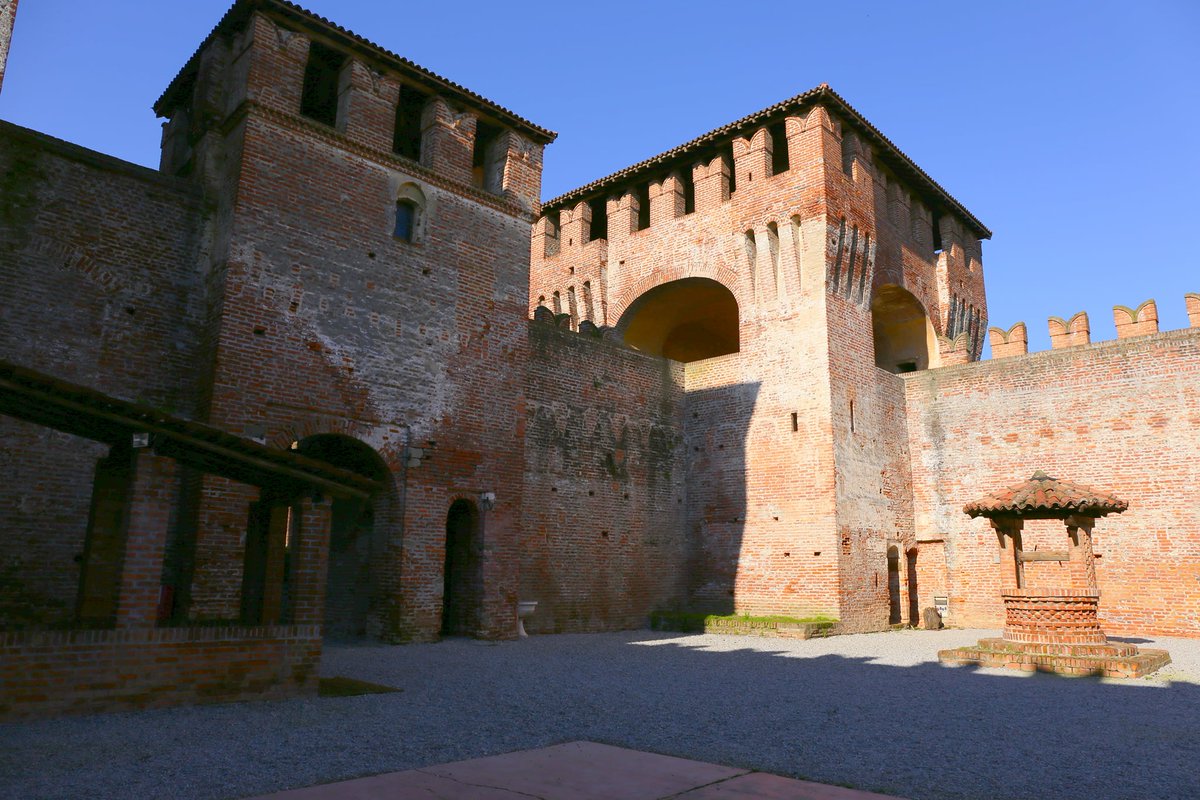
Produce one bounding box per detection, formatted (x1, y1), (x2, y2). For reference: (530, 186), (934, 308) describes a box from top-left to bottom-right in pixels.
(582, 281), (595, 322)
(394, 200), (417, 241)
(543, 210), (561, 257)
(769, 121), (789, 175)
(588, 197), (608, 241)
(857, 234), (870, 302)
(849, 400), (855, 432)
(472, 120), (503, 192)
(845, 225), (859, 297)
(744, 230), (757, 276)
(393, 85), (428, 160)
(931, 210), (944, 252)
(791, 412), (799, 432)
(791, 215), (804, 293)
(721, 144), (736, 194)
(300, 42), (346, 127)
(567, 286), (578, 329)
(767, 222), (780, 289)
(841, 128), (857, 177)
(635, 183), (651, 230)
(831, 218), (846, 289)
(679, 167), (696, 214)
(552, 291), (562, 315)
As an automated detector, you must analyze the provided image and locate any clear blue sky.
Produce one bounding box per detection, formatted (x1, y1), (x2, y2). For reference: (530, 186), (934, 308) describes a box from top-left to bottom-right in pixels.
(3, 1), (1197, 353)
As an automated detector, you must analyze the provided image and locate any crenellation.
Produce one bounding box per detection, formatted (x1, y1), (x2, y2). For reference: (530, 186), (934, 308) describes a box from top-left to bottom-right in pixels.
(1048, 311), (1091, 349)
(649, 174), (684, 226)
(1113, 299), (1158, 339)
(1188, 293), (1200, 328)
(987, 322), (1028, 358)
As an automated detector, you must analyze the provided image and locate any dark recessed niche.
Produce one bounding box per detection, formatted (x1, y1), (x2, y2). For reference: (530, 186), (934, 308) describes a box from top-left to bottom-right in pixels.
(368, 251), (376, 259)
(550, 487), (557, 492)
(253, 326), (266, 336)
(601, 530), (609, 538)
(813, 551), (821, 556)
(623, 493), (629, 499)
(783, 552), (791, 557)
(588, 490), (595, 496)
(422, 268), (431, 275)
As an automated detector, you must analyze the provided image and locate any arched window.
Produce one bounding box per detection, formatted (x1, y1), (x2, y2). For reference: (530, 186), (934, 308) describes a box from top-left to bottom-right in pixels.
(393, 182), (427, 243)
(394, 201), (416, 241)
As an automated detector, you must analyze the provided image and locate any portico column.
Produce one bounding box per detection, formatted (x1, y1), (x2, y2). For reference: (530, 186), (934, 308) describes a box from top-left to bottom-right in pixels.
(991, 517), (1024, 591)
(1065, 514), (1098, 591)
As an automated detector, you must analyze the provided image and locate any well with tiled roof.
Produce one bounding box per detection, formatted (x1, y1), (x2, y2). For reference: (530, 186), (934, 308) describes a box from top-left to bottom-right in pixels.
(964, 470), (1128, 520)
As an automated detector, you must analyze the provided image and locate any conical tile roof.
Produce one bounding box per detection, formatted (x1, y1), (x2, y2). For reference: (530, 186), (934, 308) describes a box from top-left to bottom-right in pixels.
(964, 471), (1128, 519)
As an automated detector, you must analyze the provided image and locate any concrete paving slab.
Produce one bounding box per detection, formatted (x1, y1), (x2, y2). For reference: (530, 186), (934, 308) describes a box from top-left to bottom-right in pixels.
(243, 741), (905, 800)
(675, 771), (906, 799)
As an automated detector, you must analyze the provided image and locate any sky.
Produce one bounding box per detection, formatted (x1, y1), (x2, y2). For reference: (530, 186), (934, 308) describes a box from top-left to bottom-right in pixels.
(2, 1), (1197, 354)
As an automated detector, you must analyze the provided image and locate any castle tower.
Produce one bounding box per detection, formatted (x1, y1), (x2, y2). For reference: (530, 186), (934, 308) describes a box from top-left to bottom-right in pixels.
(0, 0), (18, 95)
(527, 86), (990, 632)
(151, 0), (554, 641)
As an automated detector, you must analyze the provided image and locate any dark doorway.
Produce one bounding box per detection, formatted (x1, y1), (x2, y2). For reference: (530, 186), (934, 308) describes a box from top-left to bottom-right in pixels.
(293, 435), (388, 640)
(906, 548), (920, 626)
(887, 546), (902, 625)
(442, 499), (481, 636)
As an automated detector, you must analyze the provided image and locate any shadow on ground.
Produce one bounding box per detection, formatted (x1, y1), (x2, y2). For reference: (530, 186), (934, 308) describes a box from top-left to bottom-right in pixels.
(1, 630), (1197, 800)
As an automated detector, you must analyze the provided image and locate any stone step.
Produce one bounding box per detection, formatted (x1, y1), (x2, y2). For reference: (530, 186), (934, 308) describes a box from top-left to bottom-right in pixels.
(938, 645), (1171, 679)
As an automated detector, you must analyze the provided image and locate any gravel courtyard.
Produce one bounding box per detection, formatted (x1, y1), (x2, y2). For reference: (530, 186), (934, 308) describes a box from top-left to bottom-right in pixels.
(3, 628), (1199, 800)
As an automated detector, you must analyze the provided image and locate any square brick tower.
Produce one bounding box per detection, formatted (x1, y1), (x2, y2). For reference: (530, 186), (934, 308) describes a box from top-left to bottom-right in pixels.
(152, 0), (554, 641)
(528, 86), (990, 631)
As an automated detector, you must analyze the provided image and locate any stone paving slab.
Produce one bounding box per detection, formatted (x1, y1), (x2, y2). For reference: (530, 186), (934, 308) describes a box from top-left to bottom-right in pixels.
(245, 741), (905, 800)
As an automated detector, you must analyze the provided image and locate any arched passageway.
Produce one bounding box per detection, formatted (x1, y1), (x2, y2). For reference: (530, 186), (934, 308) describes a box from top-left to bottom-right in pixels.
(618, 277), (739, 362)
(293, 434), (389, 640)
(871, 284), (935, 373)
(887, 545), (902, 625)
(442, 499), (482, 636)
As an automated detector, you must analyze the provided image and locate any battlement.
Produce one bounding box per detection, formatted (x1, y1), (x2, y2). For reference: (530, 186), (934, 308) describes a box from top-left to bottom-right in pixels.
(986, 295), (1200, 360)
(153, 0), (552, 212)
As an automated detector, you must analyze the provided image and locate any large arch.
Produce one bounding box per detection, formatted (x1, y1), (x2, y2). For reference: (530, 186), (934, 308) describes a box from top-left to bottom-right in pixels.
(871, 284), (937, 373)
(293, 434), (389, 640)
(616, 277), (739, 362)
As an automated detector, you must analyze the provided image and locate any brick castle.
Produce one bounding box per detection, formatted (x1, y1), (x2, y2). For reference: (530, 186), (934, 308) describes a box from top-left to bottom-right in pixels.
(1, 0), (1197, 716)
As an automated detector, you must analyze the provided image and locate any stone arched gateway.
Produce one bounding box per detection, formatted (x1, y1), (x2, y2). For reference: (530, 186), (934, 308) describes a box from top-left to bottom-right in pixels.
(292, 434), (390, 640)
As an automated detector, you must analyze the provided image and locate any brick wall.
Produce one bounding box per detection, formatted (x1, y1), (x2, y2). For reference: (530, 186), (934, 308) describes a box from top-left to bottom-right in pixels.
(523, 322), (688, 631)
(0, 625), (321, 719)
(0, 122), (206, 625)
(905, 327), (1200, 636)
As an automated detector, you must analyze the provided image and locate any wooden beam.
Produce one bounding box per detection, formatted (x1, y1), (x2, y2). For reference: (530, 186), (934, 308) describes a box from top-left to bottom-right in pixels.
(1018, 551), (1069, 562)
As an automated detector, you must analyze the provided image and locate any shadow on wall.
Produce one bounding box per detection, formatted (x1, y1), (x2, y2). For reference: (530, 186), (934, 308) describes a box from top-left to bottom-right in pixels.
(684, 381), (759, 614)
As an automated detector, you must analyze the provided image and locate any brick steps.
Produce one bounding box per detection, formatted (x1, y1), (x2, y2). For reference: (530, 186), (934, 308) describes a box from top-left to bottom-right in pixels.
(939, 643), (1171, 678)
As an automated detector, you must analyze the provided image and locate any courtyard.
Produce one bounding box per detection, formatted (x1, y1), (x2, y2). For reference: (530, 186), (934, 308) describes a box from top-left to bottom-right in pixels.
(2, 628), (1198, 800)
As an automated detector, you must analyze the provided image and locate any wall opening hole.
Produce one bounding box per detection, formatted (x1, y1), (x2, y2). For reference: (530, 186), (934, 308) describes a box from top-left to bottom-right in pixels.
(791, 412), (798, 432)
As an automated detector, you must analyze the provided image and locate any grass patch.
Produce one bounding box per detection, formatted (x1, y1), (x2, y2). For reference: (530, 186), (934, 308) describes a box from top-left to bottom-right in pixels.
(651, 610), (837, 631)
(318, 676), (402, 698)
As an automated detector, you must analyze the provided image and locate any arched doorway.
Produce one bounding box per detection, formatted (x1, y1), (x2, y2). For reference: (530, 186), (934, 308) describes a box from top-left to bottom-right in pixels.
(617, 277), (739, 362)
(906, 548), (919, 626)
(293, 434), (389, 640)
(442, 499), (482, 636)
(887, 546), (902, 625)
(871, 284), (936, 373)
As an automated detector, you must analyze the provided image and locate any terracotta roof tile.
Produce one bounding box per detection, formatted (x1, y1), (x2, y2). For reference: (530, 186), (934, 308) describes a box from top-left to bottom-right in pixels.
(540, 84), (991, 240)
(964, 471), (1128, 519)
(153, 0), (555, 144)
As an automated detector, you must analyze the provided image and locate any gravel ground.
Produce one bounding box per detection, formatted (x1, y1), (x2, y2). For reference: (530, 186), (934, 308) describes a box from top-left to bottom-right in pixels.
(3, 628), (1199, 800)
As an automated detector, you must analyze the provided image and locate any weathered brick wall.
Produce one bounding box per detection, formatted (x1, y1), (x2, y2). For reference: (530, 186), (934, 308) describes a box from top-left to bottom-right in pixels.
(0, 123), (206, 625)
(0, 625), (321, 719)
(167, 13), (544, 640)
(905, 326), (1200, 636)
(522, 322), (688, 631)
